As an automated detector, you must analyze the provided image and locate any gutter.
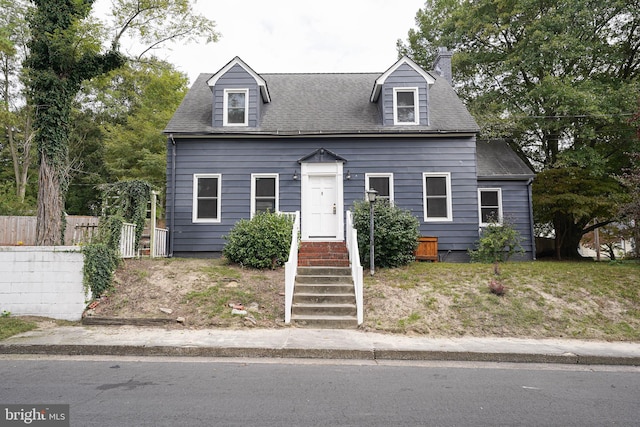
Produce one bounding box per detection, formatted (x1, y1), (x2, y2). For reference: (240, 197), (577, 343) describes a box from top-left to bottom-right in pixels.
(527, 177), (536, 260)
(169, 134), (176, 258)
(163, 130), (480, 139)
(477, 174), (535, 181)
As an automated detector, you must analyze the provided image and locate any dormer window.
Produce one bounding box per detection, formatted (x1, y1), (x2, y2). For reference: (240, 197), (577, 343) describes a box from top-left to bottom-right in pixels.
(393, 88), (419, 125)
(224, 89), (248, 126)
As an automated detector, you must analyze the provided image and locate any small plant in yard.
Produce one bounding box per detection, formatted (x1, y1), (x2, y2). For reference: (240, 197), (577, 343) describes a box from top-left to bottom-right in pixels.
(223, 212), (294, 269)
(352, 199), (420, 268)
(469, 218), (525, 263)
(0, 317), (37, 340)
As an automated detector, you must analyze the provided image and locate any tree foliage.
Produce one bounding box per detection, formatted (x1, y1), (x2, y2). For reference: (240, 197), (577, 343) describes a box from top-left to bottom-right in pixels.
(1, 0), (36, 207)
(101, 60), (188, 190)
(65, 58), (188, 213)
(399, 0), (640, 258)
(617, 151), (640, 258)
(20, 0), (218, 244)
(25, 0), (125, 245)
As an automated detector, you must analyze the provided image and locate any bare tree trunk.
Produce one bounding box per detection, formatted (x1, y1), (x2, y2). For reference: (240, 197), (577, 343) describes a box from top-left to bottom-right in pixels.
(36, 156), (64, 246)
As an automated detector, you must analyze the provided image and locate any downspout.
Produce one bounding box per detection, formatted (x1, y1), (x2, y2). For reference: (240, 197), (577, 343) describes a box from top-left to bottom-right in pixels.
(169, 134), (176, 257)
(527, 177), (536, 260)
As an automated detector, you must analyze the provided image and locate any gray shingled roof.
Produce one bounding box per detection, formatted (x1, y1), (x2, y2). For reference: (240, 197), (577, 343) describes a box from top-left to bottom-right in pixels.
(164, 71), (479, 135)
(476, 140), (534, 179)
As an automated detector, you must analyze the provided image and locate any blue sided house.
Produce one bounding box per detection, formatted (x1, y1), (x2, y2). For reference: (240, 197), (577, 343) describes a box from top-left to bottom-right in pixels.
(164, 52), (535, 263)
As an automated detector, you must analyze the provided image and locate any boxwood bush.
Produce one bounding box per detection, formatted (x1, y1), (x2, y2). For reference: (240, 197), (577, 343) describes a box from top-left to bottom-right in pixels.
(352, 199), (420, 268)
(223, 212), (294, 269)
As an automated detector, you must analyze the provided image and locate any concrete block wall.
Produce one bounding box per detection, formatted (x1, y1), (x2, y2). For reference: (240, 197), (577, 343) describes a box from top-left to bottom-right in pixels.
(0, 246), (89, 321)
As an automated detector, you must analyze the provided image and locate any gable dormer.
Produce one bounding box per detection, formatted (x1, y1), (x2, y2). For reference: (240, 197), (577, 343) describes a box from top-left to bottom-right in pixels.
(207, 57), (270, 128)
(370, 56), (435, 126)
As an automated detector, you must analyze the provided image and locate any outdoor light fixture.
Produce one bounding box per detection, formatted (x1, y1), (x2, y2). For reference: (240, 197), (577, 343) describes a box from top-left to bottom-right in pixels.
(365, 188), (378, 203)
(365, 188), (378, 275)
(345, 170), (351, 180)
(293, 170), (299, 180)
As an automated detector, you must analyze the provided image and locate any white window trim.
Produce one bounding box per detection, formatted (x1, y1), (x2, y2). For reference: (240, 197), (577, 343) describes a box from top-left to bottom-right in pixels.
(393, 87), (419, 125)
(250, 173), (279, 217)
(365, 173), (394, 203)
(422, 172), (453, 222)
(478, 188), (503, 226)
(193, 173), (221, 223)
(223, 88), (249, 126)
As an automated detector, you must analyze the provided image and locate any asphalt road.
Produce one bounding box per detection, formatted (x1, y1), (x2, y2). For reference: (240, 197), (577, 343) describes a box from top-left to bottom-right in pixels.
(1, 357), (639, 426)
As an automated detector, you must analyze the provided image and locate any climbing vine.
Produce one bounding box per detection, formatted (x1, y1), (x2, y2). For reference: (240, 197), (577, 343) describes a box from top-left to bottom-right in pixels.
(82, 180), (152, 297)
(26, 0), (125, 245)
(99, 180), (152, 253)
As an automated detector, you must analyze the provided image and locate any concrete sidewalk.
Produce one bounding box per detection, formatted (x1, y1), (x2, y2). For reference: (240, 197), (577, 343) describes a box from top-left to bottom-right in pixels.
(2, 325), (640, 365)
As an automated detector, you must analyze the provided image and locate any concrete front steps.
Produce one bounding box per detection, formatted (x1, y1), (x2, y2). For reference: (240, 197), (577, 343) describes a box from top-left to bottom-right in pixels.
(291, 263), (358, 329)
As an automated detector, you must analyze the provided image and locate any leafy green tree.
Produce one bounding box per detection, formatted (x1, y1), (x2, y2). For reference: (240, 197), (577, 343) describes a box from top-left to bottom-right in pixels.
(65, 107), (113, 215)
(65, 59), (188, 213)
(399, 0), (640, 258)
(618, 151), (640, 258)
(23, 0), (218, 244)
(25, 0), (125, 244)
(533, 165), (623, 259)
(101, 60), (188, 190)
(1, 0), (35, 207)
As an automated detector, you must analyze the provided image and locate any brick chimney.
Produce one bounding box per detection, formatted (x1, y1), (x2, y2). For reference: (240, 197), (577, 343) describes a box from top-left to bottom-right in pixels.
(432, 47), (453, 84)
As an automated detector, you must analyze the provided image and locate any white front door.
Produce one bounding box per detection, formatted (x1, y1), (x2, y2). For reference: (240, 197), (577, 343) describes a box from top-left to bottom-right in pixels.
(308, 175), (337, 238)
(301, 163), (344, 240)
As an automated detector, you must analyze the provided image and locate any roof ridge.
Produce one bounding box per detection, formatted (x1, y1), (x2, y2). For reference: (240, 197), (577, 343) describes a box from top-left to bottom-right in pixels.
(260, 72), (382, 76)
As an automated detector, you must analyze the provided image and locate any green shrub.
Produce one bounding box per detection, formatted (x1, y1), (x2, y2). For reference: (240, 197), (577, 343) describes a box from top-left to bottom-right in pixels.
(469, 219), (525, 263)
(223, 212), (294, 269)
(352, 199), (420, 268)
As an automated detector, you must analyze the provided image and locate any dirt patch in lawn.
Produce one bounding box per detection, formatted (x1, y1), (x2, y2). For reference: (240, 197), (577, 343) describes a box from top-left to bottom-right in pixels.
(90, 258), (285, 329)
(86, 258), (640, 341)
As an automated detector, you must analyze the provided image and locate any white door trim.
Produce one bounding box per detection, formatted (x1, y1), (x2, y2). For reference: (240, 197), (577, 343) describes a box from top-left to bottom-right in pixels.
(300, 162), (344, 241)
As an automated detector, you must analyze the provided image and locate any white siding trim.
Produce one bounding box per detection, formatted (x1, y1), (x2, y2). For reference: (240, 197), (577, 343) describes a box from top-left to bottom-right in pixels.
(250, 173), (279, 217)
(223, 88), (249, 126)
(422, 172), (453, 222)
(478, 187), (503, 226)
(370, 56), (436, 102)
(393, 87), (419, 125)
(365, 173), (394, 203)
(193, 173), (222, 223)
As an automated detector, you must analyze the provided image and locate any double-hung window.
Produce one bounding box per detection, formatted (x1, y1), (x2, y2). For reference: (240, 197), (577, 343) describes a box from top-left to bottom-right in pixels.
(423, 172), (452, 221)
(393, 87), (419, 125)
(478, 188), (502, 225)
(193, 174), (221, 223)
(251, 174), (278, 216)
(223, 89), (248, 126)
(365, 173), (393, 203)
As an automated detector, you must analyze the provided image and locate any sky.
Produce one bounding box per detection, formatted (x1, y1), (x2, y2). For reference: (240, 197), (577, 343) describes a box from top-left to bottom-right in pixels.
(94, 0), (426, 84)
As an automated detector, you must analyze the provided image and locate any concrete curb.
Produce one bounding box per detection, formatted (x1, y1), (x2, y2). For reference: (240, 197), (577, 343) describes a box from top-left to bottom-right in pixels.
(2, 343), (640, 366)
(3, 326), (639, 366)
